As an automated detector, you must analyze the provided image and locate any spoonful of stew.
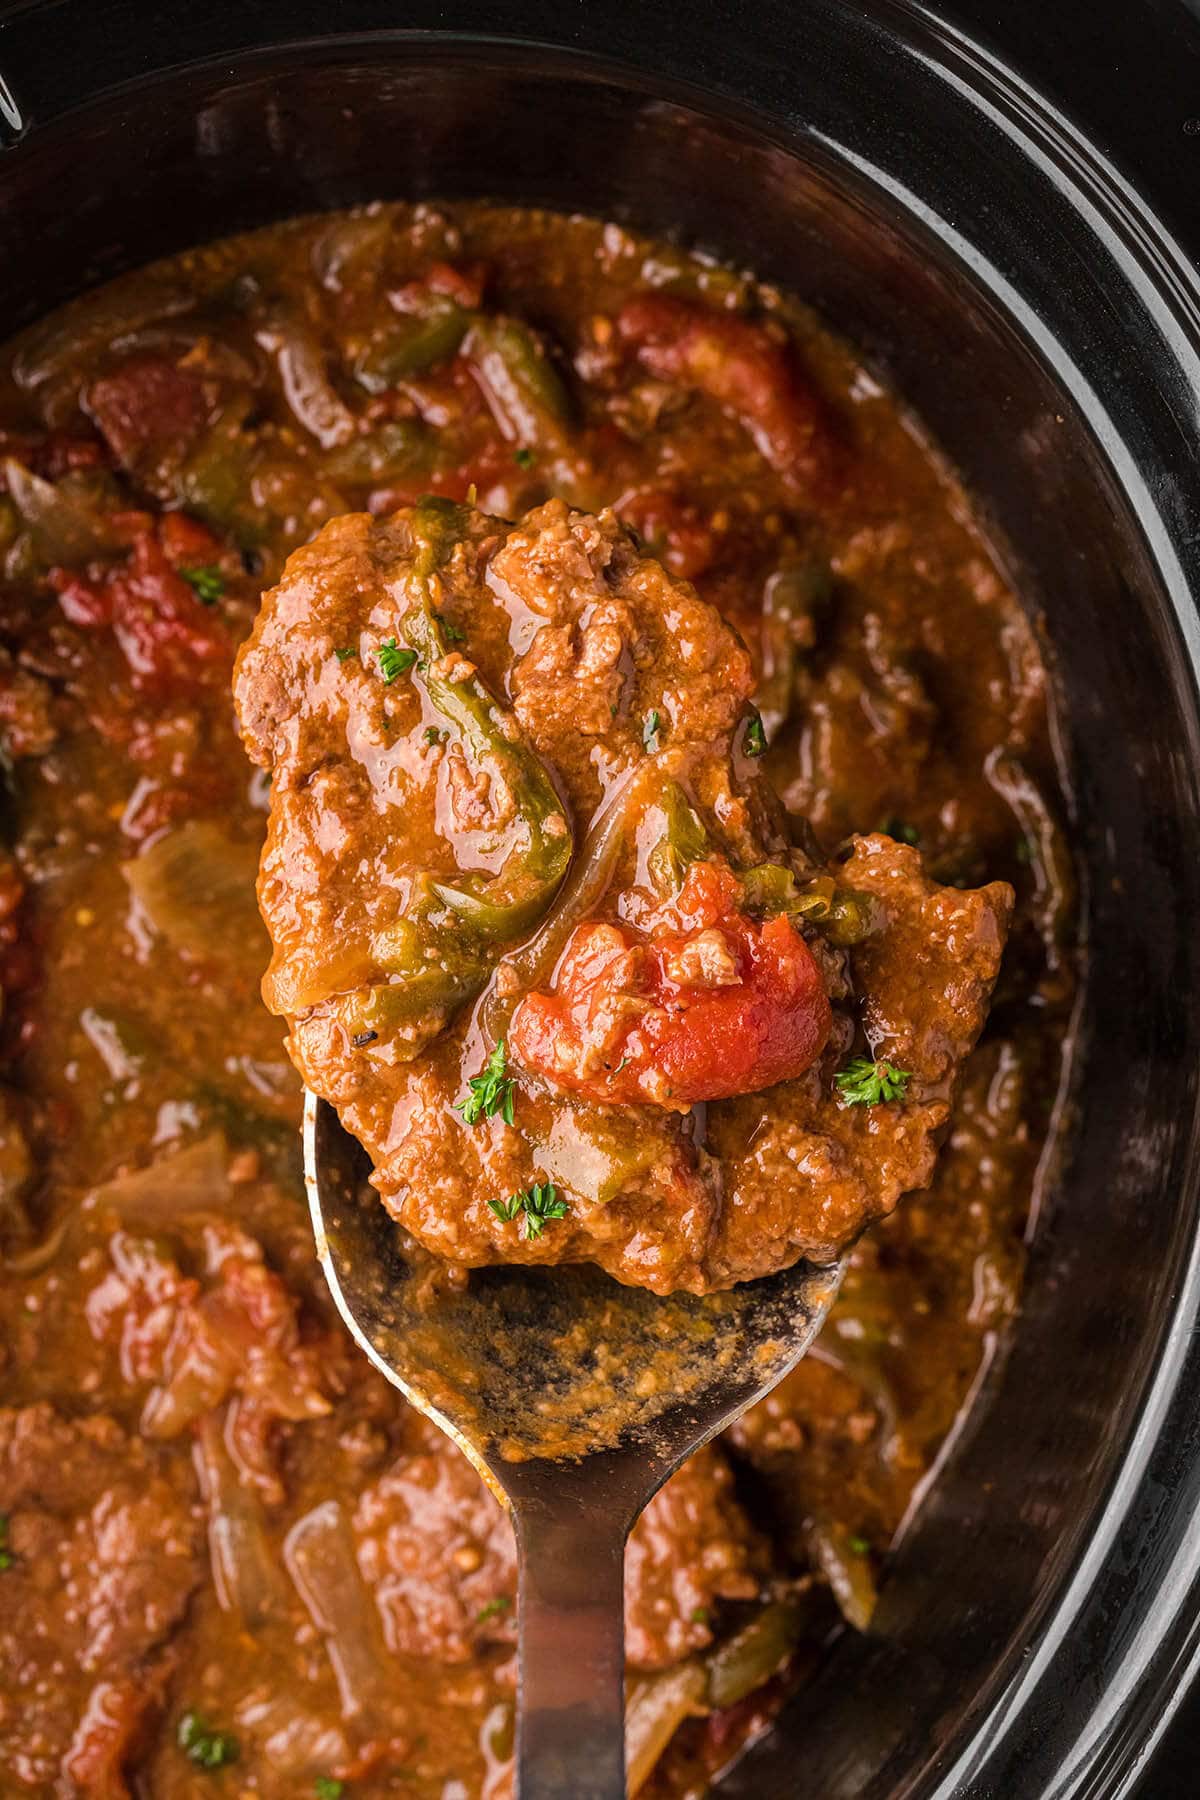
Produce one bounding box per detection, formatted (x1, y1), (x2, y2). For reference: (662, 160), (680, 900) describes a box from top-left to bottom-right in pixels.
(233, 497), (1012, 1798)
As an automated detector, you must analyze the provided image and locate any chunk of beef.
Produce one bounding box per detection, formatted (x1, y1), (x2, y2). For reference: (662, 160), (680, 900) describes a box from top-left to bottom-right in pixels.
(352, 1417), (762, 1673)
(0, 1406), (202, 1795)
(234, 499), (1011, 1293)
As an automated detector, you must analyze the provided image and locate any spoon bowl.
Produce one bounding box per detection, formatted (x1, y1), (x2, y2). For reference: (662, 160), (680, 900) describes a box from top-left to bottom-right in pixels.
(305, 1090), (842, 1799)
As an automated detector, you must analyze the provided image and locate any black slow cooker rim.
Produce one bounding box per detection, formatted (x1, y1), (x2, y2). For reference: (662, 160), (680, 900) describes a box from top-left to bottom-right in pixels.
(2, 4), (1200, 1797)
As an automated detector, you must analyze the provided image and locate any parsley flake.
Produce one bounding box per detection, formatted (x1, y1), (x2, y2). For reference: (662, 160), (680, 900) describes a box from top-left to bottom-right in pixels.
(424, 725), (446, 746)
(834, 1056), (911, 1107)
(519, 1182), (568, 1240)
(377, 638), (418, 683)
(0, 1513), (13, 1571)
(177, 1711), (239, 1770)
(488, 1182), (568, 1238)
(847, 1534), (871, 1555)
(643, 710), (662, 752)
(334, 645), (358, 664)
(514, 447), (537, 469)
(879, 816), (919, 846)
(436, 611), (467, 645)
(456, 1039), (516, 1127)
(744, 708), (768, 758)
(690, 1606), (710, 1625)
(315, 1781), (345, 1800)
(180, 565), (224, 605)
(477, 1593), (513, 1623)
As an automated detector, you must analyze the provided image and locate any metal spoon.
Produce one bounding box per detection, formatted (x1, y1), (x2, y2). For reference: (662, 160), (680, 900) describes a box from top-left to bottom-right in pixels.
(305, 1090), (842, 1800)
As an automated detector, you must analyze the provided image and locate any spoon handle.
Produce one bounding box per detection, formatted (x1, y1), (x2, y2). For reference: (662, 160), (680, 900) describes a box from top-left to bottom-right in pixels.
(513, 1497), (628, 1798)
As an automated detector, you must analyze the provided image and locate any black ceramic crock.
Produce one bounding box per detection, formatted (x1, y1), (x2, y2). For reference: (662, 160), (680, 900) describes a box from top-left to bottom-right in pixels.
(1, 2), (1199, 1794)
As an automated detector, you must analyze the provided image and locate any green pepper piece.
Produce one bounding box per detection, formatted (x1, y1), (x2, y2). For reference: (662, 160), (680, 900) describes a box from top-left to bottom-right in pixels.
(756, 561), (832, 742)
(403, 507), (572, 938)
(739, 863), (879, 945)
(353, 297), (470, 393)
(646, 781), (712, 895)
(465, 316), (572, 450)
(323, 420), (434, 485)
(324, 504), (574, 1063)
(704, 1597), (811, 1710)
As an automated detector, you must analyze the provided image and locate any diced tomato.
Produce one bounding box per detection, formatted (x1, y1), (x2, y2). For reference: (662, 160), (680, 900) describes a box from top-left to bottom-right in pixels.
(85, 353), (209, 472)
(510, 861), (831, 1109)
(49, 521), (230, 692)
(423, 260), (489, 309)
(617, 293), (837, 492)
(615, 484), (717, 579)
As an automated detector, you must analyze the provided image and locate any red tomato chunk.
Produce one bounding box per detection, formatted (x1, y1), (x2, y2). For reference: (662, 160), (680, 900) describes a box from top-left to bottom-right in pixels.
(511, 864), (832, 1109)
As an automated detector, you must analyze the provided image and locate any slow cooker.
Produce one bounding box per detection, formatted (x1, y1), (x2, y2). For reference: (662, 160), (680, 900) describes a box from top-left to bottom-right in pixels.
(2, 1), (1198, 1794)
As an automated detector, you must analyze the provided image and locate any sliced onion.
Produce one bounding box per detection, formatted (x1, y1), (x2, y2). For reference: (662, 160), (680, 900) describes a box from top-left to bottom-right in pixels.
(626, 1660), (707, 1795)
(3, 457), (120, 564)
(84, 1132), (230, 1221)
(284, 1500), (391, 1721)
(122, 820), (266, 963)
(256, 311), (356, 449)
(194, 1415), (287, 1631)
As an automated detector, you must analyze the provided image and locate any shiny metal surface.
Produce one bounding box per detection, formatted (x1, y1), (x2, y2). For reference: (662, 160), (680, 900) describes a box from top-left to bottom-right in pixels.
(304, 1090), (841, 1798)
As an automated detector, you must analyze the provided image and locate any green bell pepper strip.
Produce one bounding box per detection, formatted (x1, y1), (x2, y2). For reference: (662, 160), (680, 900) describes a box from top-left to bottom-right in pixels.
(464, 316), (572, 450)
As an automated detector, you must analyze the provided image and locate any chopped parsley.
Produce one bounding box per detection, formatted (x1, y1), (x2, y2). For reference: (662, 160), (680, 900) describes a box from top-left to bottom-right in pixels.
(879, 816), (919, 847)
(643, 709), (662, 752)
(834, 1056), (912, 1107)
(424, 726), (447, 745)
(436, 611), (467, 645)
(506, 1181), (568, 1240)
(315, 1781), (345, 1800)
(477, 1593), (513, 1623)
(847, 1534), (871, 1555)
(177, 1712), (239, 1770)
(456, 1039), (516, 1127)
(0, 1514), (13, 1571)
(1015, 835), (1035, 865)
(377, 637), (418, 683)
(514, 447), (537, 469)
(180, 565), (224, 605)
(744, 708), (768, 758)
(488, 1194), (524, 1223)
(334, 645), (358, 663)
(690, 1606), (711, 1625)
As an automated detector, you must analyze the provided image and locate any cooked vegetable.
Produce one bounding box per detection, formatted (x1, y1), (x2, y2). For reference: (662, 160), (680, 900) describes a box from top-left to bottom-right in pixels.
(403, 502), (572, 937)
(178, 1711), (240, 1770)
(324, 419), (432, 484)
(256, 309), (356, 449)
(284, 1501), (392, 1720)
(86, 1133), (231, 1220)
(354, 295), (470, 392)
(0, 1514), (13, 1572)
(808, 1518), (879, 1632)
(834, 1057), (911, 1106)
(2, 457), (120, 564)
(757, 561), (832, 740)
(626, 1661), (707, 1796)
(643, 709), (662, 752)
(646, 780), (712, 896)
(704, 1595), (810, 1709)
(122, 821), (266, 962)
(739, 863), (879, 946)
(465, 315), (571, 449)
(194, 1416), (286, 1631)
(457, 1039), (515, 1128)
